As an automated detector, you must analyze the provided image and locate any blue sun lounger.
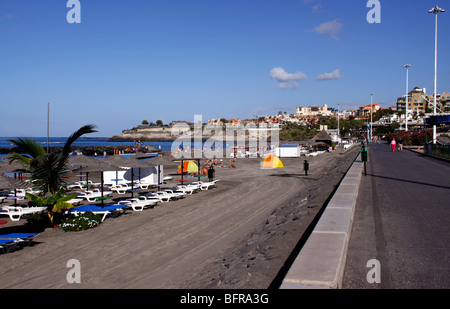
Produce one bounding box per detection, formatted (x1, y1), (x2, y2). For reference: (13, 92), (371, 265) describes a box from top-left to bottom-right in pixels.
(69, 204), (128, 222)
(0, 233), (40, 247)
(0, 232), (39, 240)
(0, 239), (18, 254)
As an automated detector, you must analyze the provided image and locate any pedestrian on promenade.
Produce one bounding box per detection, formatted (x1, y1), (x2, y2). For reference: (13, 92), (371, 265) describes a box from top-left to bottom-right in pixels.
(390, 138), (396, 152)
(397, 138), (403, 151)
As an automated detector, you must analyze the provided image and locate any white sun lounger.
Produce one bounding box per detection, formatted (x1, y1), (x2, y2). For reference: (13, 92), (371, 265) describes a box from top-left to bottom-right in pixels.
(134, 181), (152, 190)
(67, 182), (85, 190)
(109, 184), (132, 195)
(0, 206), (47, 221)
(118, 200), (145, 211)
(134, 196), (159, 207)
(191, 181), (217, 190)
(7, 189), (26, 200)
(76, 189), (113, 203)
(164, 189), (186, 198)
(118, 196), (158, 211)
(171, 186), (195, 195)
(67, 180), (101, 190)
(67, 198), (83, 205)
(146, 191), (177, 202)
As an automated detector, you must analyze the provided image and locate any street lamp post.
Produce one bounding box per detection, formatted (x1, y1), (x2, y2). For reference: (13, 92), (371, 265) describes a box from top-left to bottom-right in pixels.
(337, 102), (341, 145)
(429, 5), (445, 144)
(404, 64), (411, 132)
(370, 93), (374, 142)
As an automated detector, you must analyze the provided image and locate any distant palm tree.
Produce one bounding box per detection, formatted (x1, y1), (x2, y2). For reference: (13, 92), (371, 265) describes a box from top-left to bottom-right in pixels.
(8, 124), (97, 196)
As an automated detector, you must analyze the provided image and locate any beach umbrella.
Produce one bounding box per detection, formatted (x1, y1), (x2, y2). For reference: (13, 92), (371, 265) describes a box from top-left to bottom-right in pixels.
(68, 154), (101, 167)
(68, 154), (103, 183)
(103, 154), (151, 169)
(143, 155), (175, 166)
(0, 161), (31, 204)
(0, 160), (26, 174)
(101, 154), (134, 167)
(0, 161), (29, 182)
(69, 154), (101, 189)
(0, 174), (29, 190)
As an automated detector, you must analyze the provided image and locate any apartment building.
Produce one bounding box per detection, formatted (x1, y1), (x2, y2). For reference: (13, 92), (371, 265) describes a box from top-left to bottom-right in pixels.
(396, 87), (432, 114)
(296, 104), (332, 116)
(357, 104), (381, 119)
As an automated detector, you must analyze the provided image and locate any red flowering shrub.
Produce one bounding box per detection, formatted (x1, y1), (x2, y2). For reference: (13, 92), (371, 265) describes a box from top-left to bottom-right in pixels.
(384, 131), (432, 146)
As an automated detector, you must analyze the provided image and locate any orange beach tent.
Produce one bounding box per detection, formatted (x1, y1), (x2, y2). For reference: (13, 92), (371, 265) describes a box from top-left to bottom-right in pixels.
(261, 154), (284, 169)
(177, 160), (199, 173)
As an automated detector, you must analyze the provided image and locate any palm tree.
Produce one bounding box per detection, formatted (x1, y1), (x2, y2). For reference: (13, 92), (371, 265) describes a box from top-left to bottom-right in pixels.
(8, 124), (97, 196)
(8, 125), (97, 224)
(9, 125), (97, 211)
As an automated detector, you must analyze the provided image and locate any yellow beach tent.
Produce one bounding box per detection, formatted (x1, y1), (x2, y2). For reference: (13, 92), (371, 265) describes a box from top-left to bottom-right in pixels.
(261, 154), (284, 169)
(177, 160), (199, 173)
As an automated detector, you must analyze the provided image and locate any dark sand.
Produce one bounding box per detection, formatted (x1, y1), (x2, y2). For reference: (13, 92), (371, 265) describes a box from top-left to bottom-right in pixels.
(0, 147), (359, 288)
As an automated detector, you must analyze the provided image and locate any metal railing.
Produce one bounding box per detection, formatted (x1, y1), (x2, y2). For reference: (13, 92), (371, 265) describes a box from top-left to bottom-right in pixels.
(424, 143), (450, 160)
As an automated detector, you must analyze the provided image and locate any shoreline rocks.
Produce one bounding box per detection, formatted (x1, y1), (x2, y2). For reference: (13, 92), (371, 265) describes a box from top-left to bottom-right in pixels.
(0, 145), (160, 156)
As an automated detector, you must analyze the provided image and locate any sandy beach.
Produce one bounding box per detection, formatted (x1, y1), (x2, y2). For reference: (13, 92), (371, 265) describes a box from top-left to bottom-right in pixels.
(0, 146), (360, 289)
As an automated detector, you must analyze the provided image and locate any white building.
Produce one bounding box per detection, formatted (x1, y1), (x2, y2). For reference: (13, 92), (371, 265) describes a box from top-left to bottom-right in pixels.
(296, 104), (332, 117)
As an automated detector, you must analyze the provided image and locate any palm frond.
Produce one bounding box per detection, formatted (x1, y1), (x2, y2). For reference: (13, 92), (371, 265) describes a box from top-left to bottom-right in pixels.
(7, 153), (32, 173)
(62, 124), (98, 158)
(8, 138), (46, 159)
(31, 153), (68, 196)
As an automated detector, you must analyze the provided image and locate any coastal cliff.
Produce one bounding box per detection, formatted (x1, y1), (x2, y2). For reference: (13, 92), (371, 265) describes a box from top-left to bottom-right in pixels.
(109, 126), (279, 142)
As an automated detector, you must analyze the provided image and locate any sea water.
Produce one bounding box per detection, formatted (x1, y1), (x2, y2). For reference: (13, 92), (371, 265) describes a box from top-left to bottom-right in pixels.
(0, 137), (231, 153)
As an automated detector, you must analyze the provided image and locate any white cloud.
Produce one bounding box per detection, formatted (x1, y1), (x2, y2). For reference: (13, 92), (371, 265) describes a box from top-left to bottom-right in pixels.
(270, 67), (307, 90)
(313, 19), (343, 40)
(303, 0), (323, 11)
(316, 69), (344, 81)
(277, 81), (299, 90)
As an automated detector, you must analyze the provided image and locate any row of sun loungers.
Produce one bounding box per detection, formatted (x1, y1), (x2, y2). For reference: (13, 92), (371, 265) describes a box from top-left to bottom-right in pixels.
(0, 180), (220, 254)
(1, 181), (220, 221)
(67, 180), (220, 220)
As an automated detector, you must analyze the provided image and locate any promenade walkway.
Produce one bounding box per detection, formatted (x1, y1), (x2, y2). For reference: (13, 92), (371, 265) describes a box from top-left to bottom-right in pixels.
(342, 143), (450, 288)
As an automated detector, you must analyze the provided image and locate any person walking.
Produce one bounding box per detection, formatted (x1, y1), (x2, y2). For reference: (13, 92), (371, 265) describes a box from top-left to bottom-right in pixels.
(390, 138), (396, 152)
(397, 138), (403, 151)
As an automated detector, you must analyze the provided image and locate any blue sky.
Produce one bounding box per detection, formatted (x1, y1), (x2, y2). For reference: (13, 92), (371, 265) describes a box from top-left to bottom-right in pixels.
(1, 0), (449, 137)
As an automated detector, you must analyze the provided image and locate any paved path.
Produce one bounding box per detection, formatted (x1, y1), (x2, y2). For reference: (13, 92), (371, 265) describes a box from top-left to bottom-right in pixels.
(342, 143), (450, 289)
